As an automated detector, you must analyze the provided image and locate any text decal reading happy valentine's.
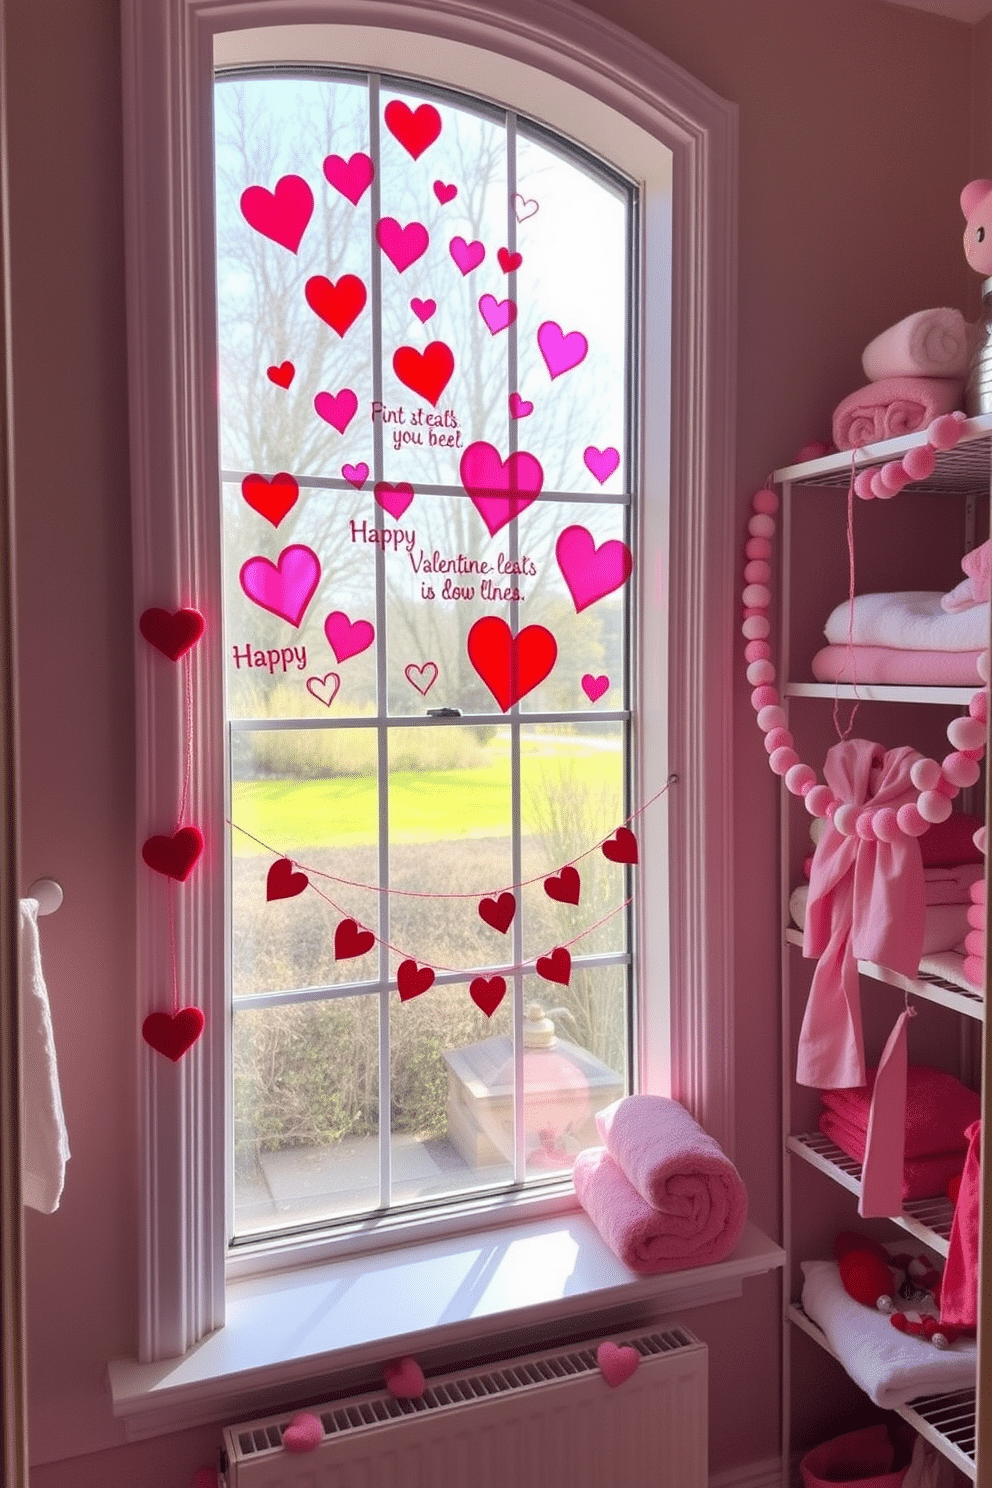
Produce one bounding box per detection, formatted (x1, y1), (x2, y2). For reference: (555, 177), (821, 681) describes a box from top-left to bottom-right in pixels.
(350, 519), (536, 602)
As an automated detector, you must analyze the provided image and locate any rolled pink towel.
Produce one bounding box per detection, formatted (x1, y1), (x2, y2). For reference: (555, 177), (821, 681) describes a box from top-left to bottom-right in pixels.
(831, 375), (963, 451)
(861, 307), (970, 381)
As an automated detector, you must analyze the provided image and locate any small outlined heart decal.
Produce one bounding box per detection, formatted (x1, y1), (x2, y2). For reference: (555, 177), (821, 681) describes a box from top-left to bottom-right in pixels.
(307, 672), (340, 707)
(467, 615), (557, 711)
(240, 546), (321, 627)
(266, 858), (308, 900)
(325, 611), (374, 663)
(342, 462), (369, 489)
(374, 481), (414, 520)
(241, 472), (299, 527)
(478, 892), (516, 933)
(138, 607), (204, 661)
(497, 247), (523, 272)
(142, 1007), (204, 1062)
(433, 180), (457, 204)
(544, 866), (580, 905)
(335, 918), (375, 960)
(597, 1342), (639, 1388)
(266, 361), (295, 388)
(393, 341), (454, 406)
(142, 826), (203, 881)
(305, 274), (367, 337)
(240, 175), (313, 252)
(410, 297), (436, 324)
(405, 661), (438, 695)
(602, 827), (638, 864)
(470, 975), (507, 1017)
(384, 100), (442, 159)
(384, 1357), (426, 1398)
(397, 959), (435, 1001)
(281, 1412), (323, 1453)
(449, 236), (485, 275)
(511, 192), (539, 222)
(323, 151), (374, 205)
(582, 674), (610, 703)
(536, 946), (571, 986)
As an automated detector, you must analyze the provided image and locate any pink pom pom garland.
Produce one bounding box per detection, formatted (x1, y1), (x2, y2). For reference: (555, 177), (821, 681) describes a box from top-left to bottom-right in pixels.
(743, 416), (988, 846)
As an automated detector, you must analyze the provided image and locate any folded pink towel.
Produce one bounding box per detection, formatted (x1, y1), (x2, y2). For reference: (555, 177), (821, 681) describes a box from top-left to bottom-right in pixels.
(573, 1146), (746, 1273)
(818, 1111), (965, 1200)
(821, 1064), (979, 1158)
(831, 376), (963, 451)
(862, 307), (970, 381)
(942, 537), (992, 612)
(811, 644), (984, 687)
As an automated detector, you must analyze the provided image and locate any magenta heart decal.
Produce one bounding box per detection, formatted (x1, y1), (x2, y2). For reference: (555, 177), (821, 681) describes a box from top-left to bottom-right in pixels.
(582, 673), (610, 703)
(240, 545), (321, 627)
(240, 174), (313, 252)
(376, 216), (429, 273)
(508, 392), (533, 419)
(374, 481), (414, 520)
(307, 672), (340, 707)
(449, 236), (485, 275)
(597, 1342), (639, 1388)
(322, 151), (374, 205)
(405, 661), (438, 695)
(411, 297), (436, 324)
(433, 180), (457, 204)
(556, 525), (633, 612)
(282, 1412), (323, 1453)
(314, 388), (358, 434)
(584, 446), (620, 484)
(325, 610), (374, 663)
(384, 1357), (426, 1398)
(342, 462), (369, 489)
(511, 192), (539, 222)
(538, 320), (588, 379)
(479, 294), (516, 335)
(460, 441), (543, 536)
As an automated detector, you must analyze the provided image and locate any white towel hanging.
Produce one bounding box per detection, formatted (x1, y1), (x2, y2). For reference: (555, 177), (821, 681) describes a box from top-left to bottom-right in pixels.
(20, 896), (69, 1212)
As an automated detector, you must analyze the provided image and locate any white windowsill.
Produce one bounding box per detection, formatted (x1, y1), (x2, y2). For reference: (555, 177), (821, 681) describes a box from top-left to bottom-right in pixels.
(108, 1214), (783, 1440)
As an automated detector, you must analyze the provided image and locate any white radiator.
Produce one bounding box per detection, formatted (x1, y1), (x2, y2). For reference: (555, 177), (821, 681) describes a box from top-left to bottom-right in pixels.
(221, 1324), (708, 1488)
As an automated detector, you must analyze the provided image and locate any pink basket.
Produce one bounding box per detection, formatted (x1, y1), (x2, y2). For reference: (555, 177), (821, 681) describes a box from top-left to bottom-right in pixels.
(800, 1424), (910, 1488)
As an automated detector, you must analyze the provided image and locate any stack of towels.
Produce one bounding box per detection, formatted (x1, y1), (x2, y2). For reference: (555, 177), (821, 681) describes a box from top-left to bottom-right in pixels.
(810, 589), (989, 689)
(572, 1094), (748, 1274)
(831, 307), (970, 451)
(819, 1064), (980, 1201)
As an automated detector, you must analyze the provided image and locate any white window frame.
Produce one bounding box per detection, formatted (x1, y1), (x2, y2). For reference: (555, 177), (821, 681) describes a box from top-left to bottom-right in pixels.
(122, 0), (738, 1368)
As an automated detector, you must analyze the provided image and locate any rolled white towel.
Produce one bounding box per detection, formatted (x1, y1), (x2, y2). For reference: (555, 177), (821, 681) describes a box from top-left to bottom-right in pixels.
(862, 307), (971, 381)
(823, 591), (990, 652)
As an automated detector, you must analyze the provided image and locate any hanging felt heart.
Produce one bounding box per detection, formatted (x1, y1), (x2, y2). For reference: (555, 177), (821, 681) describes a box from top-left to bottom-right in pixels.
(281, 1412), (323, 1453)
(322, 151), (374, 205)
(142, 1007), (204, 1062)
(433, 180), (457, 204)
(240, 175), (313, 252)
(306, 672), (340, 707)
(392, 341), (454, 406)
(374, 481), (415, 520)
(459, 441), (543, 536)
(536, 946), (571, 986)
(334, 918), (375, 960)
(538, 320), (588, 379)
(404, 661), (438, 695)
(142, 826), (203, 881)
(478, 891), (516, 933)
(266, 361), (295, 388)
(313, 388), (359, 434)
(449, 236), (485, 275)
(602, 827), (638, 864)
(478, 294), (516, 335)
(470, 975), (507, 1017)
(138, 607), (204, 661)
(241, 472), (299, 527)
(397, 959), (435, 1001)
(384, 1357), (426, 1398)
(467, 615), (557, 711)
(581, 673), (610, 703)
(596, 1342), (639, 1388)
(583, 446), (620, 484)
(556, 525), (633, 613)
(266, 858), (308, 901)
(376, 216), (429, 273)
(410, 297), (436, 324)
(304, 274), (367, 337)
(239, 546), (321, 627)
(384, 100), (442, 158)
(544, 866), (580, 905)
(324, 610), (374, 663)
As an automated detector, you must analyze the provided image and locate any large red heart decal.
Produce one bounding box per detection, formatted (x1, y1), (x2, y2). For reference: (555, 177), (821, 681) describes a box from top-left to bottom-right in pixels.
(459, 441), (543, 536)
(470, 975), (507, 1017)
(478, 892), (515, 933)
(544, 866), (580, 905)
(384, 100), (442, 159)
(241, 472), (299, 527)
(335, 919), (375, 960)
(266, 858), (308, 901)
(393, 341), (454, 407)
(535, 946), (571, 986)
(397, 959), (435, 1001)
(305, 274), (367, 337)
(467, 616), (557, 712)
(138, 607), (204, 661)
(240, 175), (313, 252)
(142, 827), (203, 881)
(602, 827), (638, 864)
(142, 1007), (205, 1062)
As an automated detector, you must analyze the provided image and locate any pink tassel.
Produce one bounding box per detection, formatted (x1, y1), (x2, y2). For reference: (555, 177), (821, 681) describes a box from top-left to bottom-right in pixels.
(858, 1009), (911, 1219)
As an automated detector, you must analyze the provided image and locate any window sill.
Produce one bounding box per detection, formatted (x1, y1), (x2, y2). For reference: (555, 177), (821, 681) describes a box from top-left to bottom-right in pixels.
(108, 1214), (783, 1441)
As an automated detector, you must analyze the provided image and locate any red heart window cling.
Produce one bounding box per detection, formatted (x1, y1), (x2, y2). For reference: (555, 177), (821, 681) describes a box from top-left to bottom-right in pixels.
(392, 341), (454, 407)
(467, 616), (557, 712)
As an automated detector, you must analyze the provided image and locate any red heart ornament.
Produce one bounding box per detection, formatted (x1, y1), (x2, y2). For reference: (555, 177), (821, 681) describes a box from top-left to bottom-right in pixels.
(470, 975), (507, 1017)
(478, 891), (516, 933)
(384, 100), (442, 158)
(397, 959), (435, 1001)
(266, 361), (295, 388)
(467, 616), (557, 712)
(384, 1356), (426, 1398)
(142, 827), (203, 881)
(597, 1341), (639, 1388)
(138, 607), (204, 661)
(281, 1411), (323, 1453)
(497, 247), (523, 272)
(392, 341), (454, 407)
(335, 919), (375, 960)
(241, 472), (299, 527)
(602, 827), (638, 864)
(240, 175), (313, 252)
(305, 273), (367, 337)
(142, 1007), (204, 1062)
(544, 866), (580, 905)
(266, 858), (308, 901)
(536, 946), (571, 986)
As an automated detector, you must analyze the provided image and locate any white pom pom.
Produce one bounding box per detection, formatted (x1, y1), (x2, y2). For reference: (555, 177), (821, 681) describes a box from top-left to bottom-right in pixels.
(918, 790), (953, 824)
(833, 803), (860, 836)
(910, 758), (941, 792)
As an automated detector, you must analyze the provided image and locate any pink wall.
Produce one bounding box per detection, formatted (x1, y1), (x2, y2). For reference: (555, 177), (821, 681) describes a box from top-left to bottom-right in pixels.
(8, 0), (979, 1483)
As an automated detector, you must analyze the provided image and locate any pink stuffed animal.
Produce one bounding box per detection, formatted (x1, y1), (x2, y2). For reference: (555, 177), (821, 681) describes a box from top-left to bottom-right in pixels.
(961, 179), (992, 276)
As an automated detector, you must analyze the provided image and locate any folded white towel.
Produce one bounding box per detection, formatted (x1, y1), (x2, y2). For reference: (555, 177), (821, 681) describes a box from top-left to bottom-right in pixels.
(801, 1258), (976, 1408)
(790, 885), (971, 957)
(918, 950), (983, 994)
(862, 308), (971, 381)
(20, 899), (69, 1212)
(823, 591), (990, 652)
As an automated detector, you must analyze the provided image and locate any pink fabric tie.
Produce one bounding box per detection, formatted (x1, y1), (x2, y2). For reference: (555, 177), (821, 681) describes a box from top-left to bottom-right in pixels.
(858, 1008), (911, 1218)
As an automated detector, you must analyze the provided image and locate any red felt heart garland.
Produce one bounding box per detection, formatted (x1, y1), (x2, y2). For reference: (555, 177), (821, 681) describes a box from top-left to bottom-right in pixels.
(469, 975), (507, 1016)
(602, 827), (638, 864)
(142, 827), (203, 882)
(139, 607), (204, 661)
(142, 1007), (205, 1062)
(397, 960), (435, 1001)
(478, 892), (516, 933)
(335, 918), (375, 960)
(266, 858), (308, 901)
(544, 866), (580, 905)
